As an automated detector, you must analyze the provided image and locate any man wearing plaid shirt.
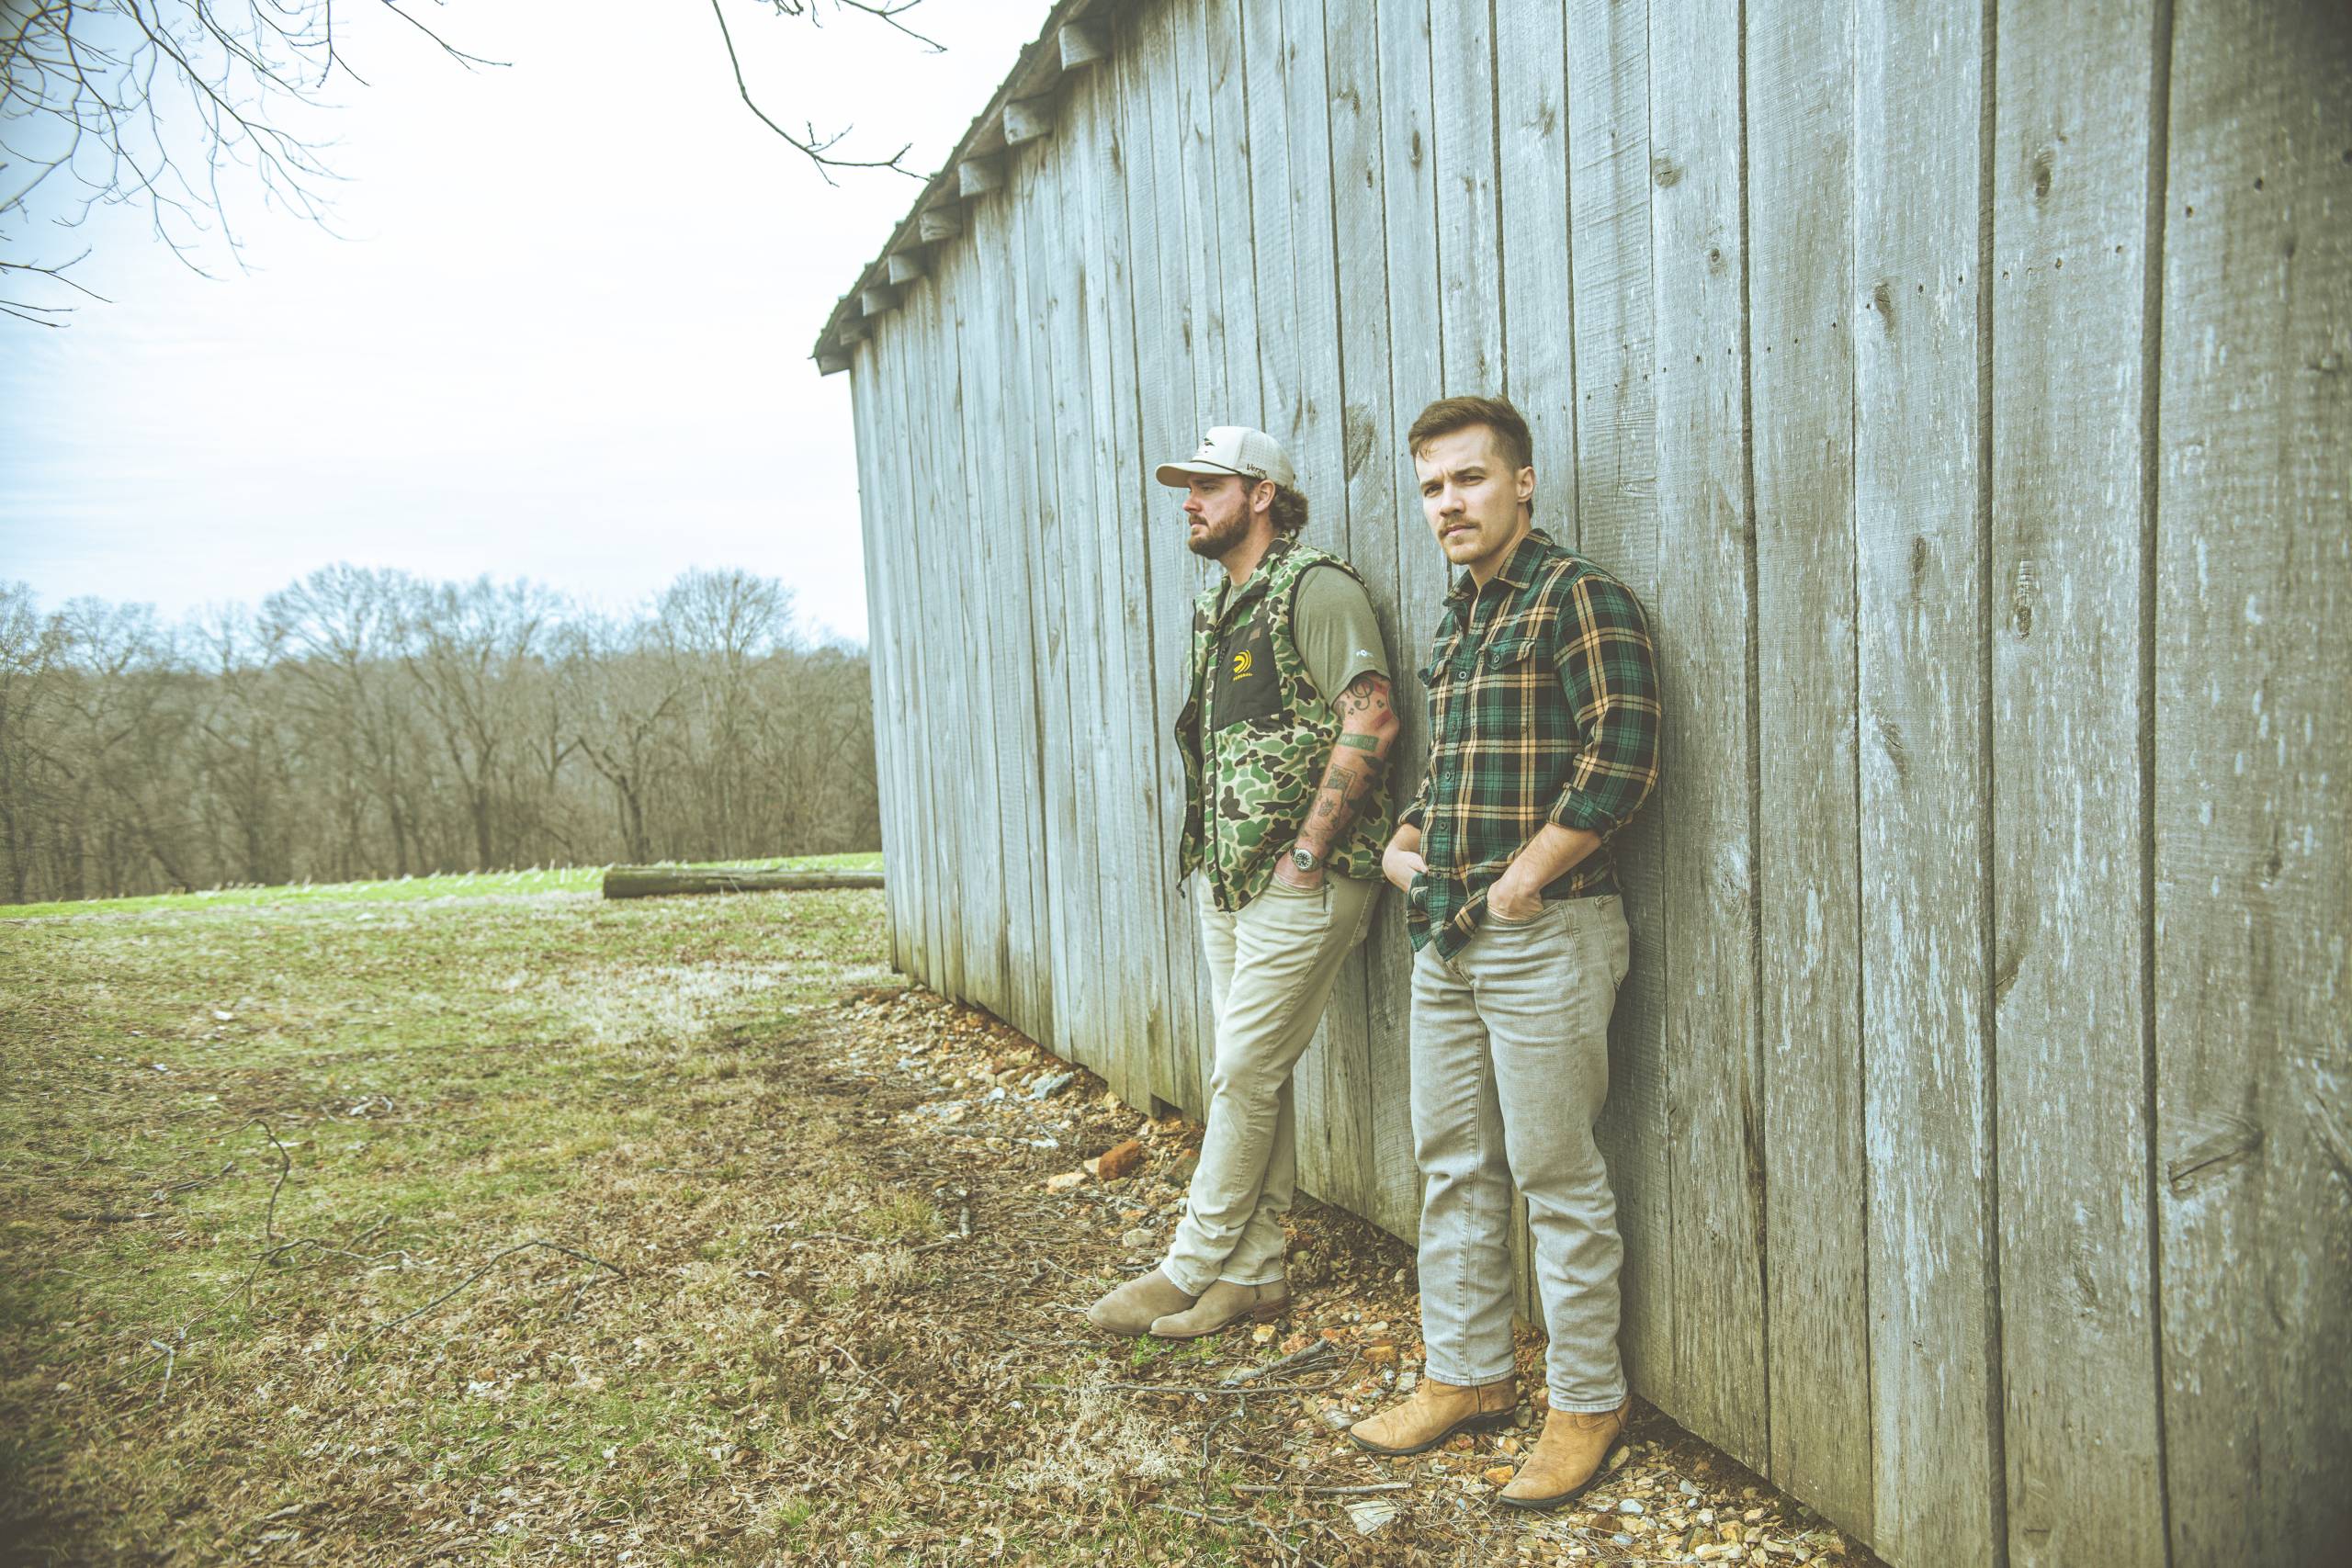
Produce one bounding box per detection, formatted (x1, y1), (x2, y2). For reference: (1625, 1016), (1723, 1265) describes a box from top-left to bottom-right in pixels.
(1348, 397), (1660, 1512)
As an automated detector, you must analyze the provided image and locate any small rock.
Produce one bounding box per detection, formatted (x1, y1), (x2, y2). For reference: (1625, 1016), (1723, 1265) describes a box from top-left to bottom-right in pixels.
(1044, 1170), (1086, 1192)
(1094, 1139), (1146, 1180)
(1319, 1406), (1354, 1430)
(1029, 1072), (1075, 1101)
(1251, 1324), (1277, 1344)
(1683, 1479), (1703, 1496)
(1611, 1534), (1633, 1547)
(1609, 1445), (1632, 1470)
(1618, 1498), (1644, 1515)
(1396, 1371), (1418, 1393)
(1496, 1435), (1521, 1456)
(1482, 1465), (1517, 1487)
(1119, 1227), (1153, 1249)
(1344, 1498), (1398, 1536)
(1363, 1344), (1397, 1365)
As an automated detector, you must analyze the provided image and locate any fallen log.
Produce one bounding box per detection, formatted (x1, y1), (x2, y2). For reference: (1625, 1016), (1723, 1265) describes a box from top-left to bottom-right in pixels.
(600, 866), (885, 900)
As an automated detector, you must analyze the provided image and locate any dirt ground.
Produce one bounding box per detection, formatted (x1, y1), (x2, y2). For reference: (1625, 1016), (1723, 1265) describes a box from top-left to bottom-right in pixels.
(0, 885), (1883, 1566)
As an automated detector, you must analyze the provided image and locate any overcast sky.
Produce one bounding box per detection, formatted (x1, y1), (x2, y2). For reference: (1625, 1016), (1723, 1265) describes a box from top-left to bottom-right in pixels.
(0, 0), (1048, 645)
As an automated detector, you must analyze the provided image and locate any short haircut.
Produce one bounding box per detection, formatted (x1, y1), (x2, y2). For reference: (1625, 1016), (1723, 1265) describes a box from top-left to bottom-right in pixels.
(1268, 483), (1308, 538)
(1408, 395), (1533, 476)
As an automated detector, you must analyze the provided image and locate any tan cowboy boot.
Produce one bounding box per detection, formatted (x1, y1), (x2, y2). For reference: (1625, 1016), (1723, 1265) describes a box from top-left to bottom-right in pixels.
(1348, 1374), (1517, 1456)
(1498, 1397), (1631, 1510)
(1147, 1278), (1288, 1339)
(1083, 1268), (1195, 1337)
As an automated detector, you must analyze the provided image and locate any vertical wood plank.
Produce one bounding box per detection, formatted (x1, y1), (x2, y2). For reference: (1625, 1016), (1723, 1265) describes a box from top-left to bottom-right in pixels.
(1649, 0), (1769, 1471)
(1990, 0), (2168, 1560)
(1853, 2), (2004, 1562)
(1431, 0), (1506, 396)
(1368, 0), (1447, 1242)
(1564, 0), (1674, 1407)
(1317, 0), (1411, 1228)
(1497, 0), (1575, 534)
(2152, 4), (2352, 1562)
(952, 209), (1016, 1020)
(1089, 19), (1164, 1109)
(1746, 0), (1871, 1531)
(1012, 145), (1090, 1070)
(1207, 0), (1263, 423)
(1127, 0), (1213, 1117)
(898, 271), (967, 1003)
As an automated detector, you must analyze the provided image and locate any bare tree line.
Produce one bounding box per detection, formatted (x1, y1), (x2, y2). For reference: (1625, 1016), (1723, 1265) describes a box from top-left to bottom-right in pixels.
(0, 566), (878, 904)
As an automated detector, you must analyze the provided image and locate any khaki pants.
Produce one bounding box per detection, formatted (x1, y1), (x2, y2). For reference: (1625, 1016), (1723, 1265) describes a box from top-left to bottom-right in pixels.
(1160, 872), (1379, 1294)
(1408, 893), (1632, 1412)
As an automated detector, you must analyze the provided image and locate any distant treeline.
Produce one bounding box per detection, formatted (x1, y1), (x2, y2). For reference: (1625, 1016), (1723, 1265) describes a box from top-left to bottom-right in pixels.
(0, 567), (878, 905)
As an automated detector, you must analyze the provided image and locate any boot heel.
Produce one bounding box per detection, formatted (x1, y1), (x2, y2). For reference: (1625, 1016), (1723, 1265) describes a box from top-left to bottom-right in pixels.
(1249, 1298), (1289, 1323)
(1466, 1410), (1517, 1432)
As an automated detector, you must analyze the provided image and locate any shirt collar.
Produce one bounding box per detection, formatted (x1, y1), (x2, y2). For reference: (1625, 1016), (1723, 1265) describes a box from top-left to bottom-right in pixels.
(1443, 527), (1555, 604)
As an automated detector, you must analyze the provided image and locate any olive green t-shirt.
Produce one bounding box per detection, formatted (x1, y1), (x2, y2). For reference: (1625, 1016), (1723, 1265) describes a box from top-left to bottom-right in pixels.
(1291, 564), (1390, 699)
(1210, 563), (1390, 702)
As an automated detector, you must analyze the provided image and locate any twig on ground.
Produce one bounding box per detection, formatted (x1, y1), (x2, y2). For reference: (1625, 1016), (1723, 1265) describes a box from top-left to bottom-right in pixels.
(1082, 1362), (1356, 1397)
(1233, 1482), (1412, 1497)
(147, 1338), (176, 1404)
(1222, 1338), (1336, 1386)
(248, 1119), (291, 1243)
(825, 1337), (904, 1416)
(346, 1241), (626, 1354)
(156, 1161), (235, 1197)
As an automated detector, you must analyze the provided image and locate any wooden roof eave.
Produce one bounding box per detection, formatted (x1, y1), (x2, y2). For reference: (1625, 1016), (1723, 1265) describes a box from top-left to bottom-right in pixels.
(806, 0), (1114, 375)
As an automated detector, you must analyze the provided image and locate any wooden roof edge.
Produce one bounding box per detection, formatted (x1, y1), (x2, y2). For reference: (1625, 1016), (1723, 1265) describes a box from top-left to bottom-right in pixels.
(807, 0), (1112, 374)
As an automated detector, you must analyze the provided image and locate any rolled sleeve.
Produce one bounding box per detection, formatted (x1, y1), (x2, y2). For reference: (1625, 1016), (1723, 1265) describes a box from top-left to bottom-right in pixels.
(1544, 576), (1661, 838)
(1398, 770), (1431, 833)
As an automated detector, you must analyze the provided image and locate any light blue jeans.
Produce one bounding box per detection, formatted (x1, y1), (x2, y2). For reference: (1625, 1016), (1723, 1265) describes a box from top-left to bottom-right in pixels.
(1408, 893), (1632, 1412)
(1161, 871), (1379, 1295)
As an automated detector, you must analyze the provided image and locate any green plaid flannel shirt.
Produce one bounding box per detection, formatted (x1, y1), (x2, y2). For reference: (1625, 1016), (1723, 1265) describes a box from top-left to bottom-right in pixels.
(1400, 530), (1661, 957)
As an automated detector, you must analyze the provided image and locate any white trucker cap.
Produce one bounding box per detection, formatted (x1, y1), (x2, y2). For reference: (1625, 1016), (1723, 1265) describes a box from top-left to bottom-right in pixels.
(1155, 425), (1297, 491)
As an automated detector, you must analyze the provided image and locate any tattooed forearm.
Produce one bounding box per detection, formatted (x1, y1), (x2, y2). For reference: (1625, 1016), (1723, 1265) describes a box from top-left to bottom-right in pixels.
(1294, 673), (1399, 863)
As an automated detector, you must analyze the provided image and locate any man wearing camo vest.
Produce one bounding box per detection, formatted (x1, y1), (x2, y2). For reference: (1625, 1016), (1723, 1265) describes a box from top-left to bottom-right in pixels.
(1084, 424), (1399, 1340)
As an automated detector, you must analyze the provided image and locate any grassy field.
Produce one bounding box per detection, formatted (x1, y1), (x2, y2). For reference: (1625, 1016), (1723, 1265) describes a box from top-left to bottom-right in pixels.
(1, 867), (1871, 1568)
(0, 865), (1172, 1565)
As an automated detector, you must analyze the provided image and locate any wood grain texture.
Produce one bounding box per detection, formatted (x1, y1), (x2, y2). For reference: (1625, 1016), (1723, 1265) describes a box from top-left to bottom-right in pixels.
(2151, 4), (2352, 1562)
(1012, 146), (1090, 1074)
(1124, 0), (1211, 1115)
(840, 0), (2352, 1557)
(1852, 2), (2004, 1562)
(1745, 0), (1870, 1531)
(1989, 1), (2166, 1562)
(1320, 0), (1414, 1231)
(1080, 28), (1164, 1106)
(1563, 0), (1673, 1409)
(1431, 0), (1504, 398)
(1648, 0), (1768, 1472)
(1372, 0), (1448, 1242)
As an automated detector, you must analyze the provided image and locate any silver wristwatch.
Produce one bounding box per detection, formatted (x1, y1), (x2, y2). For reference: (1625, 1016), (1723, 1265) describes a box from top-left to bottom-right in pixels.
(1290, 845), (1320, 874)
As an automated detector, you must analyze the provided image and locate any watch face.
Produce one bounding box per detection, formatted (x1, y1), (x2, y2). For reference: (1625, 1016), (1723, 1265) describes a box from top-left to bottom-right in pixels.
(1292, 848), (1315, 871)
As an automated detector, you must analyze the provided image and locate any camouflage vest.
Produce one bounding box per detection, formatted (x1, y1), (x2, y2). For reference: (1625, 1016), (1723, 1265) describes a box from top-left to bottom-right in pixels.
(1174, 539), (1393, 911)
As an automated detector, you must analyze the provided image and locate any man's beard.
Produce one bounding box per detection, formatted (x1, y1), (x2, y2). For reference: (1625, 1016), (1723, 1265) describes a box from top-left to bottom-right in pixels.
(1186, 511), (1249, 559)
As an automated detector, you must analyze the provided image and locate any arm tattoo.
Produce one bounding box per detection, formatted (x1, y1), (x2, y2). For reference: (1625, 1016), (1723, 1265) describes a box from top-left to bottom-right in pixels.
(1295, 673), (1396, 860)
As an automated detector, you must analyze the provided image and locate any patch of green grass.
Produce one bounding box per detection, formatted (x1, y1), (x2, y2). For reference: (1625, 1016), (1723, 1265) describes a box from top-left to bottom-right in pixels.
(0, 852), (884, 919)
(855, 1190), (942, 1244)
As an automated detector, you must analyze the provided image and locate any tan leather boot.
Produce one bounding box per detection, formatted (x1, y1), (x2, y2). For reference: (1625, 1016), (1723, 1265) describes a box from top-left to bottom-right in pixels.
(1147, 1279), (1288, 1339)
(1082, 1268), (1195, 1337)
(1498, 1397), (1631, 1510)
(1348, 1375), (1517, 1456)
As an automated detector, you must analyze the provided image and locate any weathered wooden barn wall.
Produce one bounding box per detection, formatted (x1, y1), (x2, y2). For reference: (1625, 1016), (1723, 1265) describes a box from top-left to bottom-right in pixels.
(825, 0), (2350, 1561)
